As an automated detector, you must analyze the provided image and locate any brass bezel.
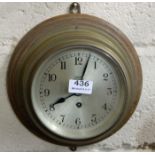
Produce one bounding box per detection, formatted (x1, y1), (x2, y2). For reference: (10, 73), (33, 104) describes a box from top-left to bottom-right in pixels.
(7, 9), (142, 147)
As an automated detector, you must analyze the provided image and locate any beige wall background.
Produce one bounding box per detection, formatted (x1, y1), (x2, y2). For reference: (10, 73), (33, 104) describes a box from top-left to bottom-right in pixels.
(0, 2), (155, 151)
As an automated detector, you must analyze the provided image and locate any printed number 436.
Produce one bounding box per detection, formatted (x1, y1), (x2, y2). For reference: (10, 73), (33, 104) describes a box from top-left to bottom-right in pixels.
(74, 80), (89, 87)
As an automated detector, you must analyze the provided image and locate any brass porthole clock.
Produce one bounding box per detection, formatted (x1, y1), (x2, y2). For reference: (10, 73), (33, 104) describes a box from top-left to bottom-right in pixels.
(7, 3), (142, 150)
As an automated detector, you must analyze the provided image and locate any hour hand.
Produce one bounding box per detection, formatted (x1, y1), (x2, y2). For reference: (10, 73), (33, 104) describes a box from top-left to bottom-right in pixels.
(49, 93), (80, 111)
(49, 98), (65, 111)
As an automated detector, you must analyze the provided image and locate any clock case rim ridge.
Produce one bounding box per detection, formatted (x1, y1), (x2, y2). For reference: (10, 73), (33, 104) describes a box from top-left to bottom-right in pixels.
(7, 13), (142, 147)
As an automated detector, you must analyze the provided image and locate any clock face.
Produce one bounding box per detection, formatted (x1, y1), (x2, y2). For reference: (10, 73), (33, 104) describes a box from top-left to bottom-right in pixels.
(31, 47), (126, 140)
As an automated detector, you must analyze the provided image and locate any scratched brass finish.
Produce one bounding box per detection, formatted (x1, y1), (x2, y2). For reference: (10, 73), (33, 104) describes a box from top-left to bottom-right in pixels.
(7, 11), (142, 147)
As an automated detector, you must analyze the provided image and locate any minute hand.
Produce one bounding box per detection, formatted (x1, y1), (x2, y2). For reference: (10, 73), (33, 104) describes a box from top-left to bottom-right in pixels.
(81, 54), (91, 80)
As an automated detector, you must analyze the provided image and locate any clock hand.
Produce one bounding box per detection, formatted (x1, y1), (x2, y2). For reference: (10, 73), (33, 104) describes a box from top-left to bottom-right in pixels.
(49, 93), (81, 111)
(81, 54), (91, 80)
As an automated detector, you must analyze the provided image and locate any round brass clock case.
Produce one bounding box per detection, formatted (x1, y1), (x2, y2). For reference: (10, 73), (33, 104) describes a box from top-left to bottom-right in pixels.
(7, 7), (142, 147)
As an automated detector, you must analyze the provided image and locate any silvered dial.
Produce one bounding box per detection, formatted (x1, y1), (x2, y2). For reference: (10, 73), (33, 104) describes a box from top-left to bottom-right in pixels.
(31, 47), (126, 140)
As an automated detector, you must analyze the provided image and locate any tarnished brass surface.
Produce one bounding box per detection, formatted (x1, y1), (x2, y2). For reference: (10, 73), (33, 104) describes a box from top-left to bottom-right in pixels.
(7, 12), (142, 147)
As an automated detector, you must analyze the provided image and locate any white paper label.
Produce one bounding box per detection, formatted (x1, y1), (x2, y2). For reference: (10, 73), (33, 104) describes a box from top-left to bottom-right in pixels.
(68, 79), (93, 95)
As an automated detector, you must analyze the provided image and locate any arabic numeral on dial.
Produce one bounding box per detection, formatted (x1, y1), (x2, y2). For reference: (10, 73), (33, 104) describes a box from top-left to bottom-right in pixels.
(103, 73), (109, 81)
(75, 118), (81, 128)
(49, 104), (55, 111)
(102, 103), (107, 110)
(102, 103), (112, 112)
(48, 74), (56, 81)
(60, 115), (65, 123)
(91, 114), (97, 124)
(44, 89), (50, 96)
(61, 61), (66, 70)
(75, 57), (83, 65)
